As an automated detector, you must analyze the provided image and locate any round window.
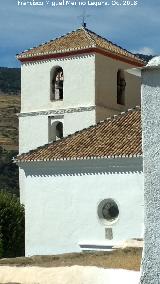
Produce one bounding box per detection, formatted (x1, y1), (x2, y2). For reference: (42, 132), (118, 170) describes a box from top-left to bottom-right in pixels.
(98, 199), (119, 224)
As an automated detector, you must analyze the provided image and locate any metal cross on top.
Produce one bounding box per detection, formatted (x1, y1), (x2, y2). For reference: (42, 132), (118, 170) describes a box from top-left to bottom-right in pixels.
(78, 7), (90, 28)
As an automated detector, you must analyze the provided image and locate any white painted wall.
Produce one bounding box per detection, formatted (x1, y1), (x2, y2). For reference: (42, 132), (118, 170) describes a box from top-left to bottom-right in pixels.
(95, 54), (141, 119)
(95, 106), (120, 123)
(64, 110), (95, 135)
(19, 115), (48, 154)
(19, 157), (144, 256)
(19, 52), (142, 208)
(21, 54), (95, 113)
(19, 109), (96, 154)
(140, 60), (160, 283)
(19, 53), (142, 153)
(19, 54), (96, 154)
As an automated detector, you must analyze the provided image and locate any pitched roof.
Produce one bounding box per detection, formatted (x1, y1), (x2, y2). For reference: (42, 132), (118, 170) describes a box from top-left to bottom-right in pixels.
(15, 107), (142, 163)
(17, 27), (144, 66)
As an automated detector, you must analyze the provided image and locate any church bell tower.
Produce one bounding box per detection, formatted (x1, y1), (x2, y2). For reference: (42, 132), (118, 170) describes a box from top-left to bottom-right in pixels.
(17, 26), (144, 154)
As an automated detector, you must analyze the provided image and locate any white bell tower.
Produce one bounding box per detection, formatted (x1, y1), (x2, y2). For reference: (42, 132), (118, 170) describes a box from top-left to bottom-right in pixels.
(17, 27), (144, 204)
(17, 27), (144, 155)
(18, 53), (96, 154)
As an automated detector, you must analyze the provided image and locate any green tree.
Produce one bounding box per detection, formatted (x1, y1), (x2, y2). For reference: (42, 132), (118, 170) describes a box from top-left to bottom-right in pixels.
(0, 67), (20, 94)
(0, 147), (19, 196)
(0, 230), (3, 258)
(0, 192), (24, 258)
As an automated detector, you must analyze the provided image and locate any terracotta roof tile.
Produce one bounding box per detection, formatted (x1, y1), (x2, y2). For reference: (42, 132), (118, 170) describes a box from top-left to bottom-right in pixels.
(16, 107), (142, 163)
(17, 27), (144, 65)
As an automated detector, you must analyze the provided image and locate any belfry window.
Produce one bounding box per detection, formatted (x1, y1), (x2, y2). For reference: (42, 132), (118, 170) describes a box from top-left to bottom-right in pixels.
(48, 117), (63, 142)
(51, 67), (64, 101)
(56, 122), (63, 139)
(117, 69), (126, 105)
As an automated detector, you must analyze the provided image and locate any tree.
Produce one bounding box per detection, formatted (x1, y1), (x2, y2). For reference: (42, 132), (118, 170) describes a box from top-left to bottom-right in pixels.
(0, 147), (19, 196)
(0, 192), (24, 258)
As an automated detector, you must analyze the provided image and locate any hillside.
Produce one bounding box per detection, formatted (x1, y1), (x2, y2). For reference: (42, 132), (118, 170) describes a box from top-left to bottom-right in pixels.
(134, 54), (154, 62)
(0, 67), (20, 95)
(0, 95), (20, 150)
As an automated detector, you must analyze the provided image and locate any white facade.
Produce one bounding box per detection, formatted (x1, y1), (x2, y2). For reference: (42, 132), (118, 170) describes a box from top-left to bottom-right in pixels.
(19, 54), (95, 153)
(18, 31), (144, 256)
(19, 158), (144, 256)
(95, 54), (141, 122)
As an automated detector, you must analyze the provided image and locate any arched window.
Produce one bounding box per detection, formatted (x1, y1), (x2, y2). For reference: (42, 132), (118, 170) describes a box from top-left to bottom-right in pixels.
(117, 69), (126, 105)
(48, 119), (63, 142)
(51, 66), (64, 101)
(56, 122), (63, 139)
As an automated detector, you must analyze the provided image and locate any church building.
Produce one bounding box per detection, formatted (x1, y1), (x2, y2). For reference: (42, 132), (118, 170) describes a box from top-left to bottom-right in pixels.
(16, 26), (145, 256)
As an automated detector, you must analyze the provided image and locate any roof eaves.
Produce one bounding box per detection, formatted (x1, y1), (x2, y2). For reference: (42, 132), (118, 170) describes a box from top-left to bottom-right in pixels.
(17, 45), (97, 60)
(84, 28), (144, 64)
(95, 46), (144, 65)
(15, 106), (141, 163)
(15, 153), (142, 164)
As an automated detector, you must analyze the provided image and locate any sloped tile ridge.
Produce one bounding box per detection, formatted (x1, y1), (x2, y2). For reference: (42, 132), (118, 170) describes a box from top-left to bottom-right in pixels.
(16, 26), (144, 65)
(84, 27), (145, 63)
(97, 105), (141, 125)
(16, 26), (93, 58)
(14, 106), (141, 163)
(82, 26), (97, 47)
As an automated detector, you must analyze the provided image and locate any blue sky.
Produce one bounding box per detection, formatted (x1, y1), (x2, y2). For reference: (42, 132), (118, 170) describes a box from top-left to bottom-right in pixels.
(0, 0), (160, 67)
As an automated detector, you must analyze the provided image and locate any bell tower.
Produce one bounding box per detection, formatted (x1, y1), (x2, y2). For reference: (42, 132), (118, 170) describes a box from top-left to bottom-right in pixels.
(17, 26), (144, 154)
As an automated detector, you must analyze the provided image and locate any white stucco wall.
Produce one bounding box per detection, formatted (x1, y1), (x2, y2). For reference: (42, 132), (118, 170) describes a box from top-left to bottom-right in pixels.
(64, 109), (95, 135)
(95, 106), (120, 123)
(95, 54), (141, 117)
(19, 157), (144, 256)
(21, 54), (95, 113)
(19, 52), (142, 154)
(19, 108), (96, 154)
(140, 63), (160, 283)
(19, 53), (96, 153)
(19, 115), (48, 154)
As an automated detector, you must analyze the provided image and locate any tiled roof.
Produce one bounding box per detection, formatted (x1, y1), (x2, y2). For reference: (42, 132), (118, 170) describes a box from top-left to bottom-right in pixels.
(17, 27), (144, 65)
(15, 107), (142, 163)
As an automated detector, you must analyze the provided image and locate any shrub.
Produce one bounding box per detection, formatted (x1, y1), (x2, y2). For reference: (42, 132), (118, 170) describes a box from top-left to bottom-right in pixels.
(0, 192), (25, 258)
(0, 230), (3, 258)
(0, 147), (19, 197)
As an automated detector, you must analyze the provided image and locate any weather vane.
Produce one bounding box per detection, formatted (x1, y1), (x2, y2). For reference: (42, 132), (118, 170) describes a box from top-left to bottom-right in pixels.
(78, 6), (90, 28)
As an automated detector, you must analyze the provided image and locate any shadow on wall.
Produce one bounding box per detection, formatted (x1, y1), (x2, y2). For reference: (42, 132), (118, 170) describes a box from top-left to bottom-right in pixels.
(20, 158), (143, 177)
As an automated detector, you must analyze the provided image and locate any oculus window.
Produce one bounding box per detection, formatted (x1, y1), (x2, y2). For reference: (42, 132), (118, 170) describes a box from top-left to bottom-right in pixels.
(98, 199), (119, 225)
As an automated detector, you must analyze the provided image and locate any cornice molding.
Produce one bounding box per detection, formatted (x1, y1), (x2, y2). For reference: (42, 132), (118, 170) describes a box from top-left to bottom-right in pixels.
(22, 53), (94, 66)
(18, 47), (144, 67)
(18, 106), (96, 117)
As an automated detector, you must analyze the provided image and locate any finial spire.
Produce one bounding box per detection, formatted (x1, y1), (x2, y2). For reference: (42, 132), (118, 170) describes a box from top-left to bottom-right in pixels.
(78, 7), (90, 28)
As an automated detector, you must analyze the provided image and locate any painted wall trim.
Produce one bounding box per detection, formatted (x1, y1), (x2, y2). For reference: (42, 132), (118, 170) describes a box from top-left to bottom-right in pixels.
(18, 106), (96, 117)
(18, 47), (144, 67)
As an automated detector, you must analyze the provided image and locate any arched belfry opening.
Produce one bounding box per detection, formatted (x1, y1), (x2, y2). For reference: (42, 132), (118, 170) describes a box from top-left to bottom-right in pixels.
(117, 69), (126, 105)
(55, 122), (63, 139)
(48, 118), (63, 142)
(51, 66), (64, 101)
